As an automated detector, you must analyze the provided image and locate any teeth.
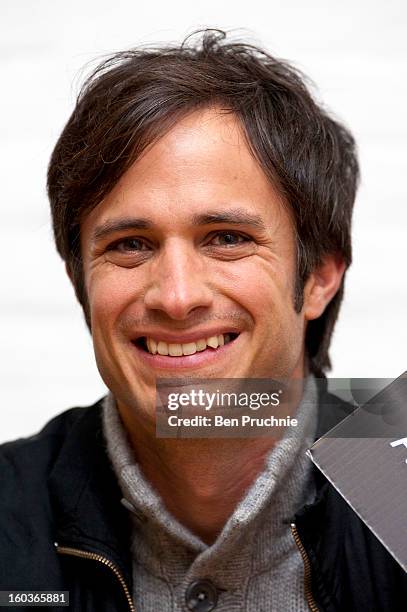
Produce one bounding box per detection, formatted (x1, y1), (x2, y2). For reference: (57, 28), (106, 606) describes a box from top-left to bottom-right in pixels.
(169, 343), (183, 357)
(157, 341), (169, 356)
(196, 339), (207, 352)
(147, 338), (157, 354)
(182, 343), (197, 355)
(143, 333), (235, 356)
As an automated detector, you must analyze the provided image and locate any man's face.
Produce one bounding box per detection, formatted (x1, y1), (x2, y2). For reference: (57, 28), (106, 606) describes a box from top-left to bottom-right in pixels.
(80, 107), (310, 423)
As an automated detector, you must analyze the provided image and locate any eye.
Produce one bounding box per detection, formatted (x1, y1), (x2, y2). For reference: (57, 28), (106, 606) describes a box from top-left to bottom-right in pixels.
(102, 236), (153, 268)
(209, 231), (251, 247)
(108, 237), (151, 253)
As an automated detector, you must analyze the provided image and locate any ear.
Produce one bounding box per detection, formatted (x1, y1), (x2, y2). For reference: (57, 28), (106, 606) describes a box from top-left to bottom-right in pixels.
(302, 254), (346, 321)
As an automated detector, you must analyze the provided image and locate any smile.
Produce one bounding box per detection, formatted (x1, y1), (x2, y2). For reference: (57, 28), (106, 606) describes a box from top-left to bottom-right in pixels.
(138, 333), (237, 357)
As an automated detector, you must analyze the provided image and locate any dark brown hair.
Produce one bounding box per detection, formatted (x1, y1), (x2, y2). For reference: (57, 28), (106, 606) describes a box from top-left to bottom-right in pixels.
(47, 29), (359, 374)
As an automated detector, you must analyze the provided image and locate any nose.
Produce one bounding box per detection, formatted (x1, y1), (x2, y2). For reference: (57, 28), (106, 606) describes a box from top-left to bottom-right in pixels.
(144, 239), (213, 320)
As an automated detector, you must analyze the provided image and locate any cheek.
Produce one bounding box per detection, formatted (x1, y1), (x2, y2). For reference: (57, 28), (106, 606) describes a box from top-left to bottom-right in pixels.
(223, 254), (303, 362)
(86, 267), (146, 330)
(215, 254), (296, 316)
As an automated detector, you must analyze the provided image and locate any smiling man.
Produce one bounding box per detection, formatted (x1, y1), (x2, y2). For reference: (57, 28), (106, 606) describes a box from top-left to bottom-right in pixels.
(1, 30), (406, 612)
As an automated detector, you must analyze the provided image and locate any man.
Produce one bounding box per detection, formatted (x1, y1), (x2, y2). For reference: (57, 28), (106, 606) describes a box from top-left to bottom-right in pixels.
(1, 30), (406, 611)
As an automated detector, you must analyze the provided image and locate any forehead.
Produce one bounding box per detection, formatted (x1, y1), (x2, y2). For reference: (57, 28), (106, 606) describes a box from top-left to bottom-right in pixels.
(81, 106), (289, 234)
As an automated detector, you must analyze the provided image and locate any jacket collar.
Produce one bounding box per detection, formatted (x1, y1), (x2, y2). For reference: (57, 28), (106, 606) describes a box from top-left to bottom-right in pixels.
(48, 401), (132, 581)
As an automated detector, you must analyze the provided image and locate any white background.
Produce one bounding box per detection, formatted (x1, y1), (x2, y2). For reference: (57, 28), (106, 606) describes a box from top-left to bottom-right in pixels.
(1, 0), (406, 443)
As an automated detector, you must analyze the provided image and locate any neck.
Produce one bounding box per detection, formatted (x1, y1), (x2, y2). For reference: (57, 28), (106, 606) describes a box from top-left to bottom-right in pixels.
(125, 431), (278, 544)
(117, 378), (306, 544)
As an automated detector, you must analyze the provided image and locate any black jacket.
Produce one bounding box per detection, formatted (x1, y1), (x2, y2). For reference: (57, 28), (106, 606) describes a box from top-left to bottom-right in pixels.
(1, 387), (406, 611)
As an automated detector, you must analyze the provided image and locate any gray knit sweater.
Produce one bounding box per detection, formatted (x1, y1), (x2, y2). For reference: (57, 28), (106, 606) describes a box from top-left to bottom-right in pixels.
(102, 378), (318, 611)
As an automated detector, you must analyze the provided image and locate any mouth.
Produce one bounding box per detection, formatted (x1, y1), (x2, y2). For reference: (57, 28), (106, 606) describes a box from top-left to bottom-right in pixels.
(134, 332), (239, 357)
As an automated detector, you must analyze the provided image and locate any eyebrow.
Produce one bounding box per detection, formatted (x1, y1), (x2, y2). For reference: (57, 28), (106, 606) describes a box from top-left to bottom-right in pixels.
(191, 209), (267, 230)
(92, 208), (267, 243)
(92, 218), (152, 242)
